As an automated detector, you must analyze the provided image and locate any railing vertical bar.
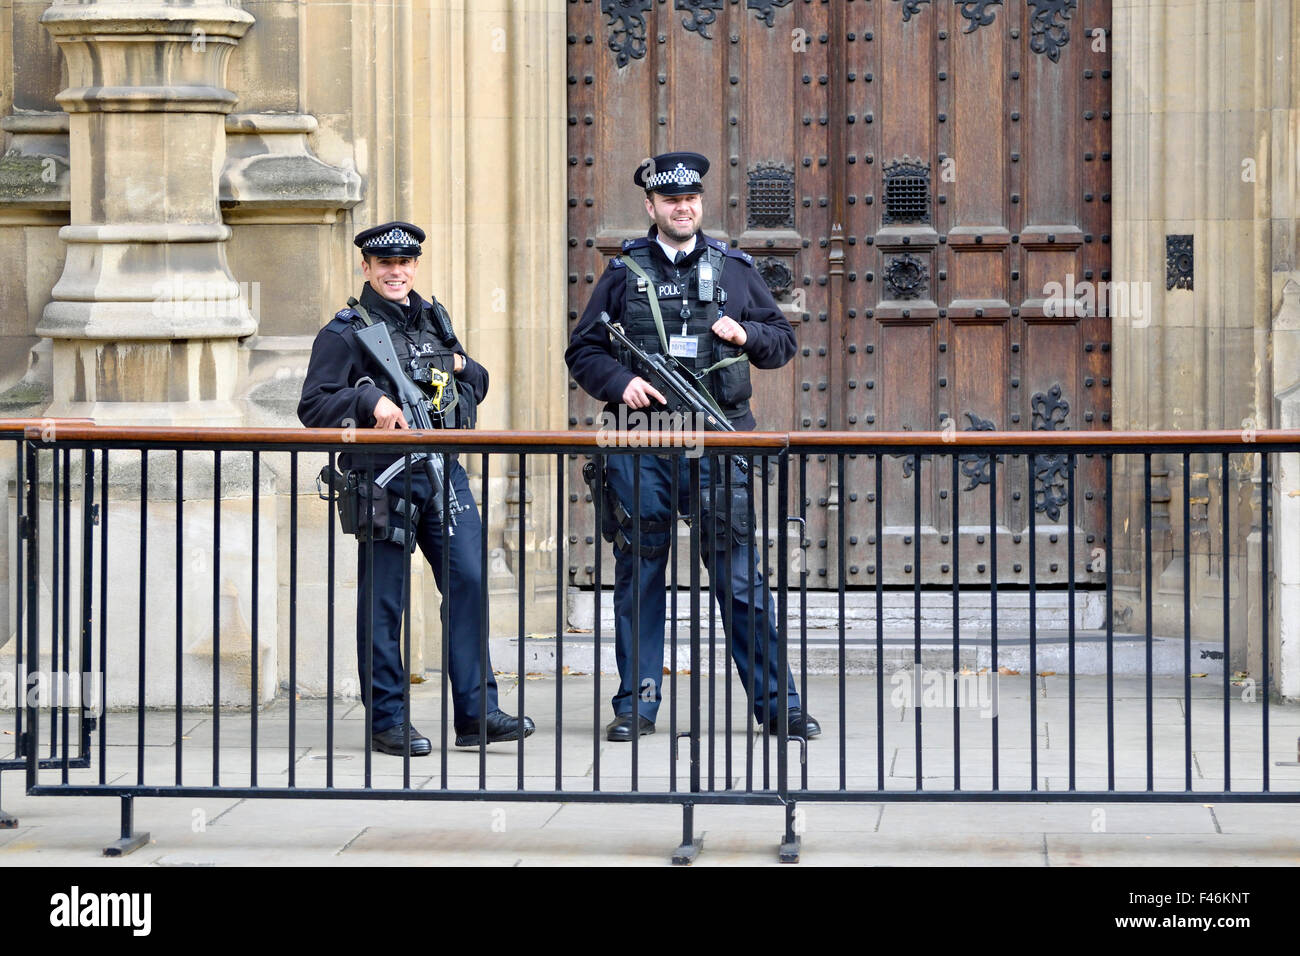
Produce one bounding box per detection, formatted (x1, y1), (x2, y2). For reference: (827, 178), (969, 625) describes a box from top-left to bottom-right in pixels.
(718, 458), (731, 791)
(1144, 453), (1153, 791)
(24, 441), (40, 794)
(479, 452), (490, 787)
(99, 447), (109, 784)
(952, 453), (961, 792)
(799, 453), (809, 792)
(776, 450), (790, 811)
(1183, 452), (1192, 791)
(631, 454), (641, 792)
(213, 450), (221, 786)
(13, 437), (24, 761)
(440, 452), (452, 789)
(61, 448), (71, 775)
(989, 450), (998, 792)
(709, 456), (721, 791)
(402, 454), (412, 791)
(746, 455), (757, 792)
(1029, 452), (1038, 791)
(250, 451), (260, 788)
(440, 453), (452, 787)
(761, 454), (772, 791)
(838, 452), (847, 792)
(175, 449), (183, 786)
(670, 458), (680, 792)
(689, 455), (702, 808)
(1067, 453), (1076, 791)
(289, 452), (298, 789)
(363, 461), (374, 789)
(326, 450), (335, 789)
(136, 449), (146, 785)
(875, 452), (884, 792)
(592, 453), (602, 793)
(1261, 452), (1270, 792)
(554, 453), (565, 792)
(913, 451), (922, 790)
(517, 453), (526, 791)
(51, 446), (60, 761)
(1221, 452), (1230, 791)
(79, 449), (94, 770)
(1105, 453), (1115, 791)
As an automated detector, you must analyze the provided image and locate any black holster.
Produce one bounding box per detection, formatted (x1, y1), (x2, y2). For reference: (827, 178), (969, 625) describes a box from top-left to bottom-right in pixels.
(317, 465), (420, 553)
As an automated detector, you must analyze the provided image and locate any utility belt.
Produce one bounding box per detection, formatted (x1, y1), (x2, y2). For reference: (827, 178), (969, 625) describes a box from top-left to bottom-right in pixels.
(582, 457), (752, 559)
(316, 465), (420, 553)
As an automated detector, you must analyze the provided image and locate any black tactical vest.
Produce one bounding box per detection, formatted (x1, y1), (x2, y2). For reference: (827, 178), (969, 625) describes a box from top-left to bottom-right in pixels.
(618, 241), (753, 420)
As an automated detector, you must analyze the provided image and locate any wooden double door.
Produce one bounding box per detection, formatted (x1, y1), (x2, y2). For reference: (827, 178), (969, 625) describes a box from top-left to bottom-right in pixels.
(566, 0), (1112, 588)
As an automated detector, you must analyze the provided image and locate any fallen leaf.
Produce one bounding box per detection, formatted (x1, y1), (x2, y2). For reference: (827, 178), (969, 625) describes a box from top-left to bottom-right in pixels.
(1, 730), (12, 736)
(409, 675), (426, 685)
(978, 668), (989, 675)
(1038, 671), (1057, 677)
(997, 665), (1020, 675)
(1190, 673), (1208, 678)
(525, 674), (544, 681)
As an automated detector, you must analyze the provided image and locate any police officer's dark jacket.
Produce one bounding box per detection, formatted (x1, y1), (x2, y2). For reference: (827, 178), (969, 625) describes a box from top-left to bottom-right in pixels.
(565, 227), (796, 431)
(298, 283), (487, 469)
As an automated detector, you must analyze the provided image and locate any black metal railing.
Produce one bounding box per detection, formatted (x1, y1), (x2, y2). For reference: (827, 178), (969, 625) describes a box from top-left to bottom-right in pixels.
(5, 423), (1298, 861)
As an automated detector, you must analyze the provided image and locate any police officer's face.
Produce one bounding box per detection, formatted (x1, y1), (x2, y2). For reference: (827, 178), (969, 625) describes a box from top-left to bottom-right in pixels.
(362, 255), (418, 302)
(645, 191), (702, 245)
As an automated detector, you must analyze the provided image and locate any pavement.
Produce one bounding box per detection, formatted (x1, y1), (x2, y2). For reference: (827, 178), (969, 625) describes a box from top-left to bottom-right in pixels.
(2, 672), (1300, 866)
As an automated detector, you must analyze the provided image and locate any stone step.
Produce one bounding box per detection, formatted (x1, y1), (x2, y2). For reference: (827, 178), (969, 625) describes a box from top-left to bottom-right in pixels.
(491, 630), (1228, 679)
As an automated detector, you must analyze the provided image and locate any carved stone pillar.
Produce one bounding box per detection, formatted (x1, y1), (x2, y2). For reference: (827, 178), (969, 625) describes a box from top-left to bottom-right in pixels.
(39, 0), (255, 425)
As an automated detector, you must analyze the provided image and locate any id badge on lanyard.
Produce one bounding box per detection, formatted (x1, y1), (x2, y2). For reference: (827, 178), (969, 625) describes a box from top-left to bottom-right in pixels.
(669, 335), (699, 359)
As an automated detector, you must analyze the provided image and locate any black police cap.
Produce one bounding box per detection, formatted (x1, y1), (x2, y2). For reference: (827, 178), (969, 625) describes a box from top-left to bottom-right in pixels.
(354, 221), (425, 258)
(634, 152), (710, 196)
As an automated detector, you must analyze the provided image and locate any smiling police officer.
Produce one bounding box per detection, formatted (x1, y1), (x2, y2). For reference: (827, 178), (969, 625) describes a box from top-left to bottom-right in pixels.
(566, 153), (820, 743)
(299, 221), (534, 756)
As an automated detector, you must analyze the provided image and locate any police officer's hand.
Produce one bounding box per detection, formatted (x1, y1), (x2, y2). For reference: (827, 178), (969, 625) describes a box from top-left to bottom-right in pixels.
(622, 376), (667, 409)
(372, 395), (408, 429)
(454, 354), (465, 373)
(712, 315), (747, 346)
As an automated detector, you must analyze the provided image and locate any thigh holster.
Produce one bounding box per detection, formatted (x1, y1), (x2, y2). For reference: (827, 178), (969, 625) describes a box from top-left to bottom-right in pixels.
(583, 459), (670, 559)
(317, 465), (420, 553)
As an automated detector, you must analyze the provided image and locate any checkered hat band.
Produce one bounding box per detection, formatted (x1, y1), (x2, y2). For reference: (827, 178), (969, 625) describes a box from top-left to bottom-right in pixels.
(645, 164), (702, 190)
(364, 228), (420, 248)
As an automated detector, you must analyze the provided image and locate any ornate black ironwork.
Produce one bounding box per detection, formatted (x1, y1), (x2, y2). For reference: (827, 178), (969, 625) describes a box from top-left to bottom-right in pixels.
(747, 0), (794, 27)
(884, 253), (929, 300)
(958, 412), (1002, 490)
(1026, 0), (1077, 62)
(755, 257), (794, 299)
(602, 0), (652, 68)
(746, 162), (795, 229)
(1167, 234), (1194, 290)
(895, 0), (933, 22)
(883, 157), (931, 224)
(956, 0), (1004, 33)
(677, 0), (724, 39)
(1031, 384), (1070, 520)
(896, 424), (933, 478)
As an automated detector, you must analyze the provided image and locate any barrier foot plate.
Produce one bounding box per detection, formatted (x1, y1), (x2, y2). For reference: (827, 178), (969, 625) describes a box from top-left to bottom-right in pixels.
(0, 810), (17, 830)
(672, 836), (703, 865)
(103, 831), (149, 858)
(779, 834), (801, 864)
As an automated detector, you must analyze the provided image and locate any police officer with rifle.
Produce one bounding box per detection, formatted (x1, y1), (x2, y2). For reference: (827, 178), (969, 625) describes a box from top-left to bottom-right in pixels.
(566, 153), (819, 743)
(299, 221), (534, 756)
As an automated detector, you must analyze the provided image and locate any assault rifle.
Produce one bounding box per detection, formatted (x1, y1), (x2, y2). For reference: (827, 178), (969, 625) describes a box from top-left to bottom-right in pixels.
(354, 321), (460, 532)
(597, 311), (748, 472)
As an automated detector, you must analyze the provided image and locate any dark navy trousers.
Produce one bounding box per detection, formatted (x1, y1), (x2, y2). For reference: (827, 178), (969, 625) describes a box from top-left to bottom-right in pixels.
(356, 460), (498, 734)
(604, 452), (800, 723)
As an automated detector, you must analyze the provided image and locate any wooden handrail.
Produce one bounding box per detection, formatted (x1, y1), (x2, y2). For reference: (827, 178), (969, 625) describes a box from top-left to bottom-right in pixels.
(7, 423), (1300, 449)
